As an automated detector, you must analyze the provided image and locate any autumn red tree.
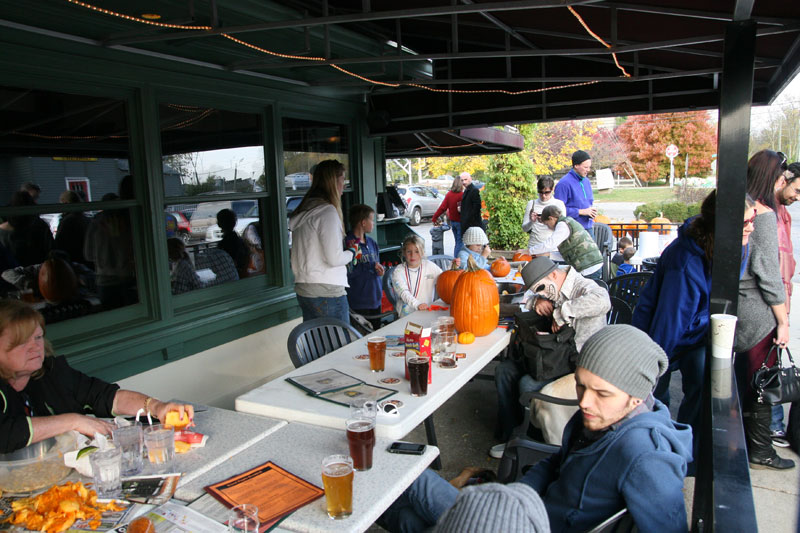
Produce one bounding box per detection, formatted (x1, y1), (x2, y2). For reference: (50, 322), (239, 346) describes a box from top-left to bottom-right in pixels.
(616, 112), (717, 182)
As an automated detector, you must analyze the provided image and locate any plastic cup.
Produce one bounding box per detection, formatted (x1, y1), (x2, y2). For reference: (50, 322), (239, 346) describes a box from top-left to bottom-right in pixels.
(322, 455), (353, 520)
(349, 398), (377, 420)
(346, 417), (376, 471)
(143, 424), (174, 472)
(228, 504), (260, 532)
(436, 316), (455, 335)
(408, 357), (430, 397)
(112, 424), (143, 476)
(89, 446), (122, 497)
(367, 336), (386, 372)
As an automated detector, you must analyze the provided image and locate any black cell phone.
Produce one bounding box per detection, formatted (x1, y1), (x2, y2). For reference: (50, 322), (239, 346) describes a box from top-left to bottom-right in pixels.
(387, 441), (426, 455)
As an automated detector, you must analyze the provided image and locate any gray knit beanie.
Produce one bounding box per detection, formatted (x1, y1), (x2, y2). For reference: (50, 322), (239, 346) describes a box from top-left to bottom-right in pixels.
(577, 325), (668, 399)
(434, 482), (550, 533)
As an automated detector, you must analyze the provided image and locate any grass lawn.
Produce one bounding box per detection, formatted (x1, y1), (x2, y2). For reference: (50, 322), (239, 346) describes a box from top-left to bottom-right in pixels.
(593, 187), (676, 203)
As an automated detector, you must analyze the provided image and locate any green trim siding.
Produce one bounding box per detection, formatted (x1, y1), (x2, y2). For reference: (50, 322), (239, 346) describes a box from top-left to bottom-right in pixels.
(0, 27), (383, 381)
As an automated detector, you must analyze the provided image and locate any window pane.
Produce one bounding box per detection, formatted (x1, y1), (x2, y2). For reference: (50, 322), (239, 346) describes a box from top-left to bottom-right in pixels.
(0, 85), (141, 323)
(160, 104), (265, 196)
(0, 86), (134, 203)
(282, 117), (349, 195)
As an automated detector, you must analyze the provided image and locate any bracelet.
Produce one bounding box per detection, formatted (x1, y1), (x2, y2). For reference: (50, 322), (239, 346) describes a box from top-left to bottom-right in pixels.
(143, 396), (155, 414)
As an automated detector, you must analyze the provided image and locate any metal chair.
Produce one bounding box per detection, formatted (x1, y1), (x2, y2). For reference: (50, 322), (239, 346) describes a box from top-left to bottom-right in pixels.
(607, 296), (633, 325)
(497, 436), (560, 483)
(606, 272), (652, 314)
(592, 222), (615, 281)
(594, 278), (609, 292)
(427, 254), (455, 271)
(286, 317), (362, 368)
(587, 509), (638, 533)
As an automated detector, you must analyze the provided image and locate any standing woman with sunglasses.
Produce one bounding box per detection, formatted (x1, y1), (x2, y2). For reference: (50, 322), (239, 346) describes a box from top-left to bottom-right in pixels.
(633, 190), (755, 471)
(521, 177), (567, 259)
(734, 149), (793, 470)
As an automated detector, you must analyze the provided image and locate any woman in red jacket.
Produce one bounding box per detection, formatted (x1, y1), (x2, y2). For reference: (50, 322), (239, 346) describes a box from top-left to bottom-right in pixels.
(432, 178), (463, 257)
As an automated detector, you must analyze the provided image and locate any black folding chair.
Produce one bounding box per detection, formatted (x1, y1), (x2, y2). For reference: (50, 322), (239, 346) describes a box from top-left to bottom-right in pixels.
(606, 272), (652, 314)
(607, 296), (633, 325)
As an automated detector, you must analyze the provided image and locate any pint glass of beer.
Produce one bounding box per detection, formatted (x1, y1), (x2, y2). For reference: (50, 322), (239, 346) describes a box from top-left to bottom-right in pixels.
(346, 417), (376, 471)
(367, 336), (386, 372)
(321, 455), (354, 519)
(408, 356), (430, 397)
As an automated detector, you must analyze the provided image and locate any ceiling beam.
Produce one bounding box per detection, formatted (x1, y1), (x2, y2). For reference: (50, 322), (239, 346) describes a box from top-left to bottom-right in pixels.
(229, 25), (795, 70)
(732, 0), (755, 22)
(103, 0), (604, 46)
(598, 2), (794, 26)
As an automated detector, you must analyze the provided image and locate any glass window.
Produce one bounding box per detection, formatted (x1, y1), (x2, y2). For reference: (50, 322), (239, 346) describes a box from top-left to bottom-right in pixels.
(0, 85), (140, 322)
(282, 117), (350, 195)
(160, 104), (267, 296)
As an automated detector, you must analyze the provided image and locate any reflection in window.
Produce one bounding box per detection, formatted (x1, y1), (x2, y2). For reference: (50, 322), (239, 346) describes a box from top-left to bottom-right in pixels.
(0, 85), (139, 322)
(160, 104), (265, 197)
(282, 117), (349, 195)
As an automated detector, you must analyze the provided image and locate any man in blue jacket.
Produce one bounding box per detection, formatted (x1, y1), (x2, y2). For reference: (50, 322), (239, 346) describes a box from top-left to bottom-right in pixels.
(554, 150), (596, 231)
(379, 325), (693, 533)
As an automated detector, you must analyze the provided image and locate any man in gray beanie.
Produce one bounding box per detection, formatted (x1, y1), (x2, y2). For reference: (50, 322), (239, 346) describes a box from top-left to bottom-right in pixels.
(554, 150), (596, 231)
(380, 325), (692, 533)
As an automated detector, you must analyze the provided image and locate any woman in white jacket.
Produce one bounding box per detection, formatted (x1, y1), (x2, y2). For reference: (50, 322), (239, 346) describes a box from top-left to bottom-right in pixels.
(522, 177), (566, 261)
(288, 160), (358, 323)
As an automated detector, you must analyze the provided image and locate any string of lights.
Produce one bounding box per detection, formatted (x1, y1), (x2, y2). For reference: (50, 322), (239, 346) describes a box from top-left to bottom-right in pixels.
(66, 0), (626, 97)
(567, 6), (631, 78)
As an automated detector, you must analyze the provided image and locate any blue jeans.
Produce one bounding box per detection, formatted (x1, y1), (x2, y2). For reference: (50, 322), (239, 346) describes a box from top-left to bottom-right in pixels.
(378, 469), (458, 533)
(296, 294), (349, 324)
(451, 221), (463, 258)
(495, 358), (556, 441)
(653, 345), (705, 467)
(771, 405), (785, 434)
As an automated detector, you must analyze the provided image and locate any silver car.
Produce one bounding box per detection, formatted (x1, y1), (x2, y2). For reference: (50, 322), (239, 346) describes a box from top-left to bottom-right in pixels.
(396, 185), (443, 226)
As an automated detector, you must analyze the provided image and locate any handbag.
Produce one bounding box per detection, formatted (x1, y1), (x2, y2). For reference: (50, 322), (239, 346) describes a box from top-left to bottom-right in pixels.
(512, 310), (578, 381)
(752, 345), (800, 405)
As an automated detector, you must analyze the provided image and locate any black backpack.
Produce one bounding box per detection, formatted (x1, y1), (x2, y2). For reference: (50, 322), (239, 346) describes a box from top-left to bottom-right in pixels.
(511, 310), (578, 381)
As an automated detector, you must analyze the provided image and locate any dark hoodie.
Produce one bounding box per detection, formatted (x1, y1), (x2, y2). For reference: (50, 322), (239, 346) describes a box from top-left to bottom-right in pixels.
(521, 399), (692, 532)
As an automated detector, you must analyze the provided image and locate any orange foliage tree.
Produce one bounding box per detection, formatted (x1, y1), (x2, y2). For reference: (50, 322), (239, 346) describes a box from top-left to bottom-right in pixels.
(615, 112), (717, 182)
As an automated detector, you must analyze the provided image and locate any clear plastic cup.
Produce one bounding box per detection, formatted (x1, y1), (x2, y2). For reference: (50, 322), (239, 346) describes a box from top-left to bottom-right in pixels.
(228, 504), (260, 532)
(143, 424), (174, 473)
(112, 424), (143, 476)
(89, 446), (122, 497)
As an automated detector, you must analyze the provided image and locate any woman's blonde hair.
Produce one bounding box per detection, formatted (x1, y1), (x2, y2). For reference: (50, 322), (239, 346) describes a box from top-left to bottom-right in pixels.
(291, 160), (347, 234)
(0, 300), (49, 380)
(401, 234), (426, 262)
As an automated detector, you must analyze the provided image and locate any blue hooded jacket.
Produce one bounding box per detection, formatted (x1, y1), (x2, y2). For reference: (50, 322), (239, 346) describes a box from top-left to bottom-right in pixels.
(521, 399), (692, 532)
(632, 219), (711, 359)
(554, 169), (595, 231)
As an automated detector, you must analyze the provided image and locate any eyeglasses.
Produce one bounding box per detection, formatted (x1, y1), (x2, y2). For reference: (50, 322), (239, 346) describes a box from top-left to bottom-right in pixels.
(744, 209), (757, 228)
(538, 189), (553, 195)
(778, 152), (788, 171)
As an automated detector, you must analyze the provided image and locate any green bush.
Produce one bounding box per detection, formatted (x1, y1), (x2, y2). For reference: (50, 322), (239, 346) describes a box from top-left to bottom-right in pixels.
(483, 153), (536, 250)
(634, 201), (701, 223)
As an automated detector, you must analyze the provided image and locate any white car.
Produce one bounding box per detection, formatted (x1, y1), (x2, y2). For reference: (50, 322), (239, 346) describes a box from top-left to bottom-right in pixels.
(205, 204), (259, 242)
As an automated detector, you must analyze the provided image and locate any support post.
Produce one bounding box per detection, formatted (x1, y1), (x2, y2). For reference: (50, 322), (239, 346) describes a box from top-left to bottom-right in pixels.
(692, 18), (758, 533)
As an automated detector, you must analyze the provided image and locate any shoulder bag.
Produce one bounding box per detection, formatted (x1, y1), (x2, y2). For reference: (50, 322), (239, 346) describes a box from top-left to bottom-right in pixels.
(752, 346), (800, 405)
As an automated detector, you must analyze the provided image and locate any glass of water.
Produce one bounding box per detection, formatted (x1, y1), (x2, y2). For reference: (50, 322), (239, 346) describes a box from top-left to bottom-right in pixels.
(112, 424), (143, 476)
(89, 446), (122, 497)
(228, 504), (260, 532)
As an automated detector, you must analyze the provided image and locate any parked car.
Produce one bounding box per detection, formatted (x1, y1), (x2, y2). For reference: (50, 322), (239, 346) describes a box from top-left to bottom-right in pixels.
(191, 200), (257, 238)
(205, 203), (259, 242)
(396, 185), (443, 226)
(172, 211), (193, 244)
(284, 172), (311, 191)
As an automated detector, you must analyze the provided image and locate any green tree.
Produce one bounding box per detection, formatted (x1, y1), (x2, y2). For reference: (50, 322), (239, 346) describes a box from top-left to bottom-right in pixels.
(483, 152), (535, 249)
(425, 155), (488, 181)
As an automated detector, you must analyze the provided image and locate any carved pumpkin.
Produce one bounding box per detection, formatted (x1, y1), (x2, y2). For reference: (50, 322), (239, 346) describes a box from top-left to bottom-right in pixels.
(436, 262), (463, 305)
(490, 257), (511, 278)
(649, 213), (671, 235)
(512, 252), (532, 262)
(38, 253), (78, 303)
(450, 256), (499, 337)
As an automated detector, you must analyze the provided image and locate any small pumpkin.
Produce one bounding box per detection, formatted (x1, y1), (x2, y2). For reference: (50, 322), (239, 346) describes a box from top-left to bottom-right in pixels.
(512, 252), (532, 262)
(458, 332), (475, 344)
(649, 213), (671, 235)
(450, 256), (500, 337)
(436, 262), (463, 305)
(490, 257), (511, 277)
(38, 252), (78, 303)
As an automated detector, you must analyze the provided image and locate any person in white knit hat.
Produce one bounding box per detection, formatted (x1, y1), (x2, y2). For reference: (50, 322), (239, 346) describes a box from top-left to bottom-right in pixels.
(456, 226), (491, 270)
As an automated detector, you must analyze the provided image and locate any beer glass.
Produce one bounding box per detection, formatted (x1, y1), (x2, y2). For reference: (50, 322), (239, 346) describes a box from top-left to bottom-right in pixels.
(321, 455), (353, 520)
(367, 336), (386, 372)
(408, 356), (430, 397)
(143, 424), (174, 473)
(346, 417), (376, 471)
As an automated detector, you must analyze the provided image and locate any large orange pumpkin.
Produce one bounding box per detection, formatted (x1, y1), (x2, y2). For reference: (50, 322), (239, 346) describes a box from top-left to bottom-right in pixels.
(594, 213), (611, 225)
(649, 213), (671, 235)
(450, 256), (499, 337)
(622, 219), (647, 238)
(512, 252), (532, 262)
(490, 257), (511, 277)
(38, 253), (78, 303)
(436, 262), (463, 304)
